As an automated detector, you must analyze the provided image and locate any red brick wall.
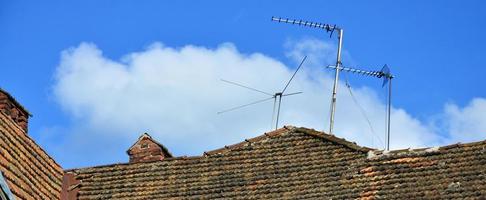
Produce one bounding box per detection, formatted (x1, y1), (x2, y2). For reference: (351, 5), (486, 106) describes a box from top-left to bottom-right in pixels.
(128, 137), (167, 163)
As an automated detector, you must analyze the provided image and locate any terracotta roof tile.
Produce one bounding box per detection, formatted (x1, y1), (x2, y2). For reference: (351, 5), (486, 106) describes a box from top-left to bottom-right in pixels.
(64, 127), (486, 199)
(0, 111), (63, 199)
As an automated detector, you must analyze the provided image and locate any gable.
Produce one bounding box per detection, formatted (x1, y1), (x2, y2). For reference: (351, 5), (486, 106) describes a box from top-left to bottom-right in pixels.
(127, 133), (172, 163)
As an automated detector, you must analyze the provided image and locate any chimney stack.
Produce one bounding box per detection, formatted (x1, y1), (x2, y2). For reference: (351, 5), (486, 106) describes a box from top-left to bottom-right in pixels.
(0, 89), (31, 133)
(127, 133), (172, 163)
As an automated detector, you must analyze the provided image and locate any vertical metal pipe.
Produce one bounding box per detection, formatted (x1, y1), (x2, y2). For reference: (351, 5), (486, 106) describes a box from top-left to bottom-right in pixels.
(276, 94), (283, 129)
(386, 78), (392, 151)
(272, 96), (277, 130)
(329, 29), (343, 134)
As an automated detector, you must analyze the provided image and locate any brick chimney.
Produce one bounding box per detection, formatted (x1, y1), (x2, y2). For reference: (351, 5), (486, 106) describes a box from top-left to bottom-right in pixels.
(0, 88), (31, 132)
(127, 133), (172, 163)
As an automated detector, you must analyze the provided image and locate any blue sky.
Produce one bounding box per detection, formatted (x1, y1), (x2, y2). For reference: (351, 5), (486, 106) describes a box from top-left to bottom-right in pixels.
(1, 1), (485, 168)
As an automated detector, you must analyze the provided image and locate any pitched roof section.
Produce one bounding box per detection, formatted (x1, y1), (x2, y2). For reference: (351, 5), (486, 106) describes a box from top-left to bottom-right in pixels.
(65, 126), (371, 199)
(203, 126), (371, 156)
(64, 126), (486, 199)
(358, 140), (486, 199)
(0, 111), (64, 199)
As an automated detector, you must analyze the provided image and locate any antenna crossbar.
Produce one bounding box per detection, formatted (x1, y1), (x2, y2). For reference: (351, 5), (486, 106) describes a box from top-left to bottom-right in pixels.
(217, 97), (275, 114)
(221, 79), (273, 96)
(271, 17), (339, 31)
(326, 65), (393, 78)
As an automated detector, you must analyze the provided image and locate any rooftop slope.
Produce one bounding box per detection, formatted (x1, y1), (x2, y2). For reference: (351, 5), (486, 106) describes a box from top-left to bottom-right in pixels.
(66, 127), (370, 199)
(65, 127), (486, 199)
(0, 111), (64, 199)
(359, 141), (486, 199)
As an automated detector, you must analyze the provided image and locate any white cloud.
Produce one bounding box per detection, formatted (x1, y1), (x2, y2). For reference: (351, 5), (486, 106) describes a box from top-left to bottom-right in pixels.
(442, 98), (486, 142)
(50, 40), (486, 168)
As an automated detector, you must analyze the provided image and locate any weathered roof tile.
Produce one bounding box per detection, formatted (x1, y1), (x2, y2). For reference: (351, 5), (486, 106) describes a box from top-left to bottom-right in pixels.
(0, 111), (63, 199)
(65, 127), (486, 199)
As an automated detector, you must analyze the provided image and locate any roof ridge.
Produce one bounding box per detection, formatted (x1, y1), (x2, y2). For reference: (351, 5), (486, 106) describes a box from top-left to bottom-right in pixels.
(203, 126), (294, 156)
(67, 126), (297, 171)
(65, 125), (486, 173)
(65, 155), (205, 172)
(68, 125), (376, 171)
(295, 127), (373, 152)
(368, 139), (486, 159)
(204, 125), (373, 156)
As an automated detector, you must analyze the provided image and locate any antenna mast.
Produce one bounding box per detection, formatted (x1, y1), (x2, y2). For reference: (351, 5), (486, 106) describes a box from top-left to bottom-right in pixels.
(271, 17), (342, 134)
(326, 65), (394, 150)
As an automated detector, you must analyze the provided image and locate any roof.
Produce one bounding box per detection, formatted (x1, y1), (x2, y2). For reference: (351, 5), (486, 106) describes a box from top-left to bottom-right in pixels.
(0, 88), (32, 117)
(0, 111), (63, 199)
(361, 141), (486, 199)
(61, 126), (484, 199)
(65, 126), (372, 199)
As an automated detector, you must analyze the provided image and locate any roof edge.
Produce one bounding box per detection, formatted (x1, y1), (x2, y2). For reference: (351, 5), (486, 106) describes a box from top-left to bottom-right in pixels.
(204, 125), (373, 156)
(295, 127), (373, 152)
(67, 125), (486, 172)
(367, 139), (486, 160)
(0, 112), (63, 169)
(0, 87), (32, 117)
(64, 155), (205, 172)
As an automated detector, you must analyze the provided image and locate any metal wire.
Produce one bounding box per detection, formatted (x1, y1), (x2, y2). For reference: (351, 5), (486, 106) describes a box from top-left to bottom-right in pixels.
(217, 97), (275, 114)
(221, 79), (273, 96)
(343, 74), (384, 148)
(282, 92), (303, 97)
(282, 56), (307, 94)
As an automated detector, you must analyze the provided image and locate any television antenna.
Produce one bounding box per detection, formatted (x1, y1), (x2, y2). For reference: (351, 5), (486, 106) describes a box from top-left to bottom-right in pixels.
(326, 64), (394, 150)
(271, 16), (343, 134)
(218, 56), (307, 130)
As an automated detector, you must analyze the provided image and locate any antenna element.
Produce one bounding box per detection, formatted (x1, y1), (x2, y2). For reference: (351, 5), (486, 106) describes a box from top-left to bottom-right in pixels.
(272, 16), (343, 134)
(219, 56), (307, 130)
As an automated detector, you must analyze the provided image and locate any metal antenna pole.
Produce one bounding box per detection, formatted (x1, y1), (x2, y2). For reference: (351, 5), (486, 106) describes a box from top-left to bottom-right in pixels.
(386, 78), (392, 151)
(275, 93), (283, 129)
(271, 97), (277, 130)
(329, 29), (343, 134)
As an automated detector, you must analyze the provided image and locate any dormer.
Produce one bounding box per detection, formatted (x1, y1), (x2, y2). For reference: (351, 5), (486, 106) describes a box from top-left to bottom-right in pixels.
(0, 88), (32, 133)
(127, 133), (172, 163)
